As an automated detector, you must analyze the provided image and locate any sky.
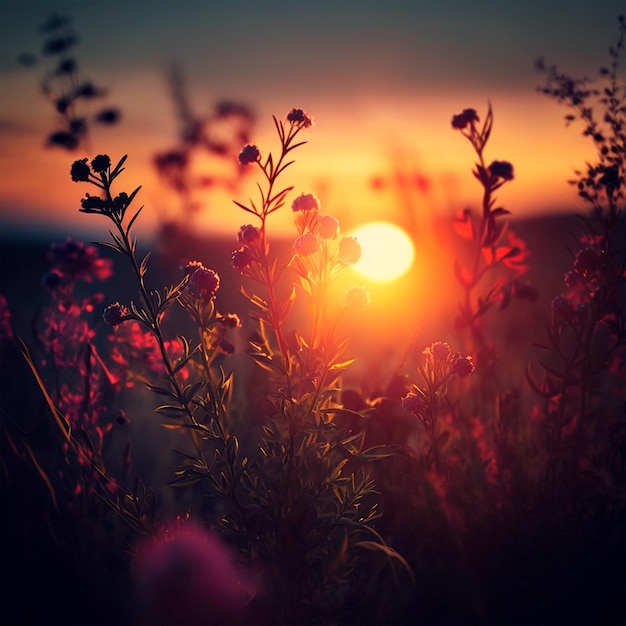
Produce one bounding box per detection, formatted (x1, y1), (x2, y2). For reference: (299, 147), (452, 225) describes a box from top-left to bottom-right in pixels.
(0, 0), (624, 240)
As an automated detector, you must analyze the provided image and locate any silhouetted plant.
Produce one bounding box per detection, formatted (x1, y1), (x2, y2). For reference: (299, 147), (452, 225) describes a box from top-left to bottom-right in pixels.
(529, 15), (626, 519)
(17, 13), (120, 150)
(9, 111), (411, 625)
(153, 64), (255, 232)
(450, 104), (536, 351)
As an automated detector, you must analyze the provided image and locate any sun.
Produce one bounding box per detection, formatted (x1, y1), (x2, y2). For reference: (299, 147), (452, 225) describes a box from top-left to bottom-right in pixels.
(349, 221), (415, 282)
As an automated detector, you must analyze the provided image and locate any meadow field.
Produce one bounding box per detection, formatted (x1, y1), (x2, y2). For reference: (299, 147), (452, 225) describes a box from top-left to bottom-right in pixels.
(1, 10), (625, 626)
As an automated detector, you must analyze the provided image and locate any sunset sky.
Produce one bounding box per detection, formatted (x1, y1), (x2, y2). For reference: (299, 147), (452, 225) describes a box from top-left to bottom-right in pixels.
(0, 0), (623, 240)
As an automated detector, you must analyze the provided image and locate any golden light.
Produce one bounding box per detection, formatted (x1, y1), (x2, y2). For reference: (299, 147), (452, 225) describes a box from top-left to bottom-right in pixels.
(349, 221), (415, 282)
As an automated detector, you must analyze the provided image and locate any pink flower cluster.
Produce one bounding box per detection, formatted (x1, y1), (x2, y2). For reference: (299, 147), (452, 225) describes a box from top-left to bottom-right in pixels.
(290, 193), (361, 266)
(133, 522), (258, 626)
(185, 261), (220, 301)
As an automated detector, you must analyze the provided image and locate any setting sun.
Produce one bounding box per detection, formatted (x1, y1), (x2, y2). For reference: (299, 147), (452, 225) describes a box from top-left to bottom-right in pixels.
(350, 221), (415, 282)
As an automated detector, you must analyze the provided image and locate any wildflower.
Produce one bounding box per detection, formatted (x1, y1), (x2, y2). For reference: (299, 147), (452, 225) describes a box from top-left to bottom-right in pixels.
(291, 192), (319, 212)
(452, 355), (475, 377)
(451, 108), (479, 130)
(488, 160), (514, 181)
(48, 239), (113, 283)
(231, 246), (255, 271)
(573, 247), (601, 276)
(564, 270), (581, 287)
(103, 302), (129, 327)
(80, 194), (108, 214)
(112, 192), (130, 215)
(286, 107), (314, 128)
(133, 523), (257, 626)
(551, 295), (573, 322)
(90, 154), (111, 173)
(293, 232), (319, 256)
(70, 158), (91, 182)
(238, 144), (260, 166)
(402, 391), (427, 415)
(430, 342), (451, 362)
(185, 261), (220, 300)
(317, 214), (339, 239)
(237, 224), (260, 244)
(344, 285), (370, 309)
(338, 236), (362, 264)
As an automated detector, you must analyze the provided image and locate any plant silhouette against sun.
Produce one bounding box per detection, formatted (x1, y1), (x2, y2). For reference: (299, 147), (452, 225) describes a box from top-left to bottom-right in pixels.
(226, 109), (412, 623)
(27, 110), (411, 625)
(450, 104), (535, 351)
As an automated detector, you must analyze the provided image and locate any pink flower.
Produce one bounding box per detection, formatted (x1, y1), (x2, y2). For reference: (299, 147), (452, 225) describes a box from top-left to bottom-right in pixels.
(293, 232), (319, 256)
(429, 342), (451, 362)
(452, 355), (475, 377)
(574, 247), (601, 276)
(48, 238), (113, 284)
(338, 236), (362, 265)
(133, 523), (258, 626)
(291, 192), (319, 212)
(317, 214), (339, 239)
(185, 261), (220, 300)
(231, 246), (255, 271)
(237, 224), (260, 244)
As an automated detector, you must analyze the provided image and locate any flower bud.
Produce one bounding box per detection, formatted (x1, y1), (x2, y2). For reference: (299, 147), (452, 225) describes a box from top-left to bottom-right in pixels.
(103, 302), (129, 327)
(291, 193), (319, 212)
(238, 144), (260, 166)
(453, 355), (475, 377)
(338, 236), (362, 265)
(293, 232), (319, 256)
(70, 158), (91, 182)
(317, 215), (339, 239)
(90, 154), (111, 173)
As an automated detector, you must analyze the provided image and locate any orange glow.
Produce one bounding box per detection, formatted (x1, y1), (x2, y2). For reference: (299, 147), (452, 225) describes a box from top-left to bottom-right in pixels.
(350, 222), (415, 282)
(0, 90), (597, 244)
